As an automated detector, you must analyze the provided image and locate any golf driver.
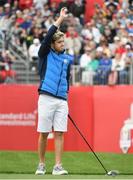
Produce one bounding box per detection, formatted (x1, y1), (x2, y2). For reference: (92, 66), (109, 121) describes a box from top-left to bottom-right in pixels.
(68, 114), (119, 177)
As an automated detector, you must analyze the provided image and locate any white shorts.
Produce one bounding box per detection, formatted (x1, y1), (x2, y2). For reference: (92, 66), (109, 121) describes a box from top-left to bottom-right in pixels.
(37, 94), (68, 133)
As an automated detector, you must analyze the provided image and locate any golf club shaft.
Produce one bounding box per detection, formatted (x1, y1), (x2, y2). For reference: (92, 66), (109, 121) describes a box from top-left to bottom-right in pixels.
(68, 114), (108, 174)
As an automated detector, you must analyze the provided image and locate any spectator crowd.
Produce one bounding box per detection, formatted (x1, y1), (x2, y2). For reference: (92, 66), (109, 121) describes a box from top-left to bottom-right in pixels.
(0, 0), (133, 85)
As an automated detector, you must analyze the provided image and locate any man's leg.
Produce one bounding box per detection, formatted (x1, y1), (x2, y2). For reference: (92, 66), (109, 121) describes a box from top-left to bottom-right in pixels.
(54, 131), (64, 165)
(52, 131), (68, 175)
(52, 99), (68, 175)
(35, 132), (49, 175)
(38, 132), (49, 163)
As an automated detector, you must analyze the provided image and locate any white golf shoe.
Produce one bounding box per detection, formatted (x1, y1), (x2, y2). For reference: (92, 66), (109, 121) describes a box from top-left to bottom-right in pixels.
(35, 163), (46, 175)
(52, 164), (68, 175)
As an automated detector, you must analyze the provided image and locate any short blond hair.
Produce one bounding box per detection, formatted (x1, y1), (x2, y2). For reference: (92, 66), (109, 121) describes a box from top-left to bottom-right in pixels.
(52, 30), (64, 42)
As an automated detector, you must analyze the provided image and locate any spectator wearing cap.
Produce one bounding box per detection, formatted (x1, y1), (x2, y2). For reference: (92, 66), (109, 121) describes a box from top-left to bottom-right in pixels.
(109, 36), (120, 54)
(16, 10), (24, 25)
(4, 3), (11, 16)
(122, 44), (133, 71)
(123, 44), (133, 58)
(0, 11), (12, 34)
(28, 38), (41, 71)
(95, 47), (104, 62)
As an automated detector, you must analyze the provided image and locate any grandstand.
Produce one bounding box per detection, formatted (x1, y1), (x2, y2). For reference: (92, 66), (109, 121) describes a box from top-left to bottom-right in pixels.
(0, 0), (133, 85)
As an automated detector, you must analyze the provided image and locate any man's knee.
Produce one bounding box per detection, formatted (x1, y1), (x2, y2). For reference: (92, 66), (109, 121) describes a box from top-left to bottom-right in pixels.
(54, 132), (63, 138)
(39, 132), (49, 140)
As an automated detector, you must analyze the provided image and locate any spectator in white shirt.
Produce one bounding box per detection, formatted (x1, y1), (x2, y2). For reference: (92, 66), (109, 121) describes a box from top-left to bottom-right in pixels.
(80, 46), (92, 84)
(108, 53), (128, 85)
(28, 38), (41, 71)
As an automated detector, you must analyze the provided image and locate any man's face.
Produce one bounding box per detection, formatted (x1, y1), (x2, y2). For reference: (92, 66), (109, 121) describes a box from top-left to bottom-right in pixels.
(52, 37), (65, 53)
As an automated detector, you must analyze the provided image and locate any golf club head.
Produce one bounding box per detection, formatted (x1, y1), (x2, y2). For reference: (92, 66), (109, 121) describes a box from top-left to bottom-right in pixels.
(106, 170), (119, 177)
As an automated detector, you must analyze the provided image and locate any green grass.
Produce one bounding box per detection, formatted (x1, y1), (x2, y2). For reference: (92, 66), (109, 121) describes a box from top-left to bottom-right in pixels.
(1, 174), (133, 179)
(0, 151), (133, 179)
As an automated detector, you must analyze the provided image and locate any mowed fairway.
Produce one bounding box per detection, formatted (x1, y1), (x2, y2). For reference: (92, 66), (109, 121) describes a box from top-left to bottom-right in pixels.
(0, 151), (133, 179)
(1, 174), (133, 179)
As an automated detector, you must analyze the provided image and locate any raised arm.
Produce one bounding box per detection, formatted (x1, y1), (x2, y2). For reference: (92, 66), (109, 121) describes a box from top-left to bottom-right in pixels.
(54, 7), (68, 27)
(38, 7), (68, 58)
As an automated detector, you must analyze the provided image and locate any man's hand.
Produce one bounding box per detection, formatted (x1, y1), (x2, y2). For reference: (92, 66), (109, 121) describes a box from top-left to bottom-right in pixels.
(54, 7), (68, 27)
(60, 7), (68, 18)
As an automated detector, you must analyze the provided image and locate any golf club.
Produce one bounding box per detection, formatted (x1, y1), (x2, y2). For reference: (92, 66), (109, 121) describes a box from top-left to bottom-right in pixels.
(68, 114), (119, 177)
